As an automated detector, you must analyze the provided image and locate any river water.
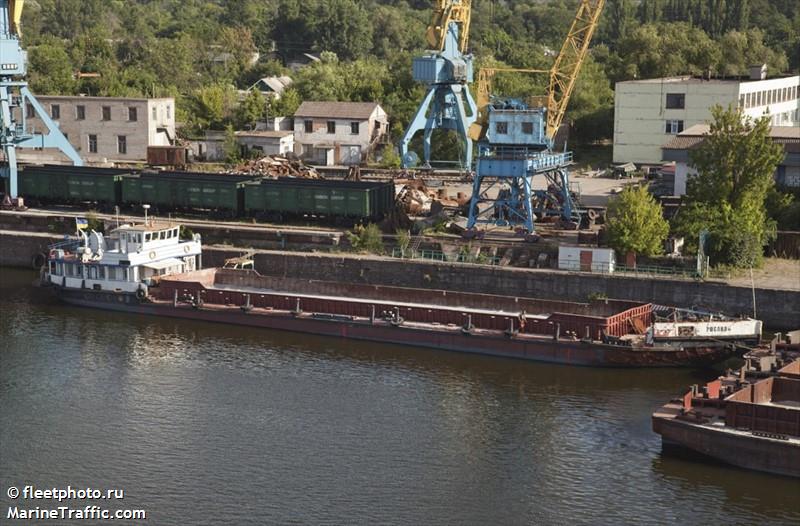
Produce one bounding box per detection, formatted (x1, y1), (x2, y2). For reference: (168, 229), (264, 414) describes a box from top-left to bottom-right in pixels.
(1, 269), (798, 525)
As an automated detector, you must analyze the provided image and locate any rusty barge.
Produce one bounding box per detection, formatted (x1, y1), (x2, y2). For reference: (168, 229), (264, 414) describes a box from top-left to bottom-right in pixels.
(41, 221), (763, 368)
(653, 340), (800, 477)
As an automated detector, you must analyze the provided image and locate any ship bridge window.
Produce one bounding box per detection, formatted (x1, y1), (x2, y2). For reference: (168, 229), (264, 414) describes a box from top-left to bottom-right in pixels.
(89, 267), (98, 279)
(144, 233), (151, 242)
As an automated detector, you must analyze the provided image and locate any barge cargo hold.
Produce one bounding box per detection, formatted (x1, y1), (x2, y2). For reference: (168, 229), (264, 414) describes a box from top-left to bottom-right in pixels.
(653, 352), (800, 477)
(41, 220), (763, 368)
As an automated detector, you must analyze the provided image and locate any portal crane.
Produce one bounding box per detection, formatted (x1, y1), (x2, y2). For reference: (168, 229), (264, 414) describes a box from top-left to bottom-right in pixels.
(400, 0), (476, 170)
(465, 0), (605, 238)
(1, 0), (82, 202)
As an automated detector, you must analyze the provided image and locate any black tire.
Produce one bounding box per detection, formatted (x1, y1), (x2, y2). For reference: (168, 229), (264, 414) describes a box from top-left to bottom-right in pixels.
(31, 253), (46, 269)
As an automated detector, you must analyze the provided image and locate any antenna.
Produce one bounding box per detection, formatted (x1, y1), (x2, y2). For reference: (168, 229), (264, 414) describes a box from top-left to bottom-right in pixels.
(142, 204), (151, 226)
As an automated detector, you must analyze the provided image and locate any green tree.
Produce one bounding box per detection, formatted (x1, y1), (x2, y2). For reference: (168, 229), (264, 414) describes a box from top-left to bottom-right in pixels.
(606, 185), (669, 257)
(27, 40), (78, 95)
(673, 105), (784, 266)
(269, 88), (301, 118)
(236, 89), (266, 129)
(223, 124), (241, 164)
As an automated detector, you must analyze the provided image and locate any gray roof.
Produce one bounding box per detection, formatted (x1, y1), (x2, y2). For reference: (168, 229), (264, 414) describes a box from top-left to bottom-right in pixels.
(294, 101), (381, 119)
(663, 125), (800, 151)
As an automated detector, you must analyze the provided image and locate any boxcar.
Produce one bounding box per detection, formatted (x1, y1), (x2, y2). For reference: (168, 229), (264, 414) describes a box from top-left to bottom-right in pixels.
(121, 171), (256, 216)
(243, 178), (394, 223)
(19, 164), (131, 206)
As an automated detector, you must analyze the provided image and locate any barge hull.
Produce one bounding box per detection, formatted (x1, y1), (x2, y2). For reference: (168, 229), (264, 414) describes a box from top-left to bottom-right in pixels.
(55, 289), (733, 368)
(653, 414), (800, 478)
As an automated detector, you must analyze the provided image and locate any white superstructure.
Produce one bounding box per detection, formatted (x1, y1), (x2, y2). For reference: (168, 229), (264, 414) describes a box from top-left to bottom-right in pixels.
(44, 221), (202, 296)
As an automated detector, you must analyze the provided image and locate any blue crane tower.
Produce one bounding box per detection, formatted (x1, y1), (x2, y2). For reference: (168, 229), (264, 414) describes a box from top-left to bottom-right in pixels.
(400, 0), (476, 170)
(1, 0), (82, 202)
(464, 0), (606, 239)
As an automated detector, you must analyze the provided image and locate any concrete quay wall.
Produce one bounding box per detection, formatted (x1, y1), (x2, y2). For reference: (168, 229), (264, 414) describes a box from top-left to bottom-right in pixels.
(205, 250), (798, 330)
(2, 230), (796, 329)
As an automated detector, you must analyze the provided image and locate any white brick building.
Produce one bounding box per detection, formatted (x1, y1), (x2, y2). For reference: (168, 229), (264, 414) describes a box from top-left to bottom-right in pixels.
(293, 101), (389, 166)
(614, 72), (799, 165)
(20, 96), (176, 163)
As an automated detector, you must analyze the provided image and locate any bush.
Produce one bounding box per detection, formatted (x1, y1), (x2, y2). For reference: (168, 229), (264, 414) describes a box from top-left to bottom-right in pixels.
(347, 223), (384, 254)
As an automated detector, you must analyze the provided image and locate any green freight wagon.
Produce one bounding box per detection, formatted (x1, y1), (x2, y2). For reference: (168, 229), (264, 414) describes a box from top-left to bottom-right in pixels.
(243, 178), (395, 223)
(120, 171), (257, 216)
(18, 164), (131, 206)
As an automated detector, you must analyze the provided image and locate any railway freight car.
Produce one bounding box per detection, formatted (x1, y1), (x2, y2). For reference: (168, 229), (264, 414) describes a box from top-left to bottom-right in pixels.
(243, 178), (394, 224)
(19, 164), (134, 208)
(120, 171), (256, 217)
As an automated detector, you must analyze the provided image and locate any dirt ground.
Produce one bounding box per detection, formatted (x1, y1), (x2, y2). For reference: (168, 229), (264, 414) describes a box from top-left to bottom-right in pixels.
(726, 258), (800, 291)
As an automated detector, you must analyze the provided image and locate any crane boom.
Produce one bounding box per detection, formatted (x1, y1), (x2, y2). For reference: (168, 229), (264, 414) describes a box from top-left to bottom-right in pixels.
(8, 0), (22, 35)
(545, 0), (606, 139)
(426, 0), (471, 52)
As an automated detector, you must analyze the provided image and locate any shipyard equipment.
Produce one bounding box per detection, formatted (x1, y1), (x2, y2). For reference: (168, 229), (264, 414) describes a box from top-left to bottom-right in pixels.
(465, 0), (605, 238)
(0, 0), (82, 202)
(400, 0), (476, 169)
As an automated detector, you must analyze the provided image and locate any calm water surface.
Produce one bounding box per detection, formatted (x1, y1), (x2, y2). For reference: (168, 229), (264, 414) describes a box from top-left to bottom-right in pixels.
(1, 269), (798, 525)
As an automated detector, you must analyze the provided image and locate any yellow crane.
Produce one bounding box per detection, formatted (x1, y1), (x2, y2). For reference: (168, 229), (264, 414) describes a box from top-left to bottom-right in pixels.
(426, 0), (472, 52)
(470, 0), (606, 141)
(9, 0), (23, 36)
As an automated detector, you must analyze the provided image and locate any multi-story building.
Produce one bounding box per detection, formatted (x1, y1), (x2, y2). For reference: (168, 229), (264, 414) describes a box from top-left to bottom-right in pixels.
(662, 124), (800, 195)
(20, 96), (176, 163)
(293, 101), (388, 166)
(614, 69), (799, 165)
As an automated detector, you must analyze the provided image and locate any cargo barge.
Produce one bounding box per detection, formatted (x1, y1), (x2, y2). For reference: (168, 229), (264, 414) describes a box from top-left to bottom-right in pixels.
(41, 221), (764, 368)
(653, 341), (800, 477)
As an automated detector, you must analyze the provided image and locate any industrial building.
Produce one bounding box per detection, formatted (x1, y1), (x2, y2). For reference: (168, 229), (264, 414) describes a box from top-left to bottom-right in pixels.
(19, 96), (176, 164)
(293, 101), (389, 166)
(614, 69), (800, 165)
(662, 124), (800, 195)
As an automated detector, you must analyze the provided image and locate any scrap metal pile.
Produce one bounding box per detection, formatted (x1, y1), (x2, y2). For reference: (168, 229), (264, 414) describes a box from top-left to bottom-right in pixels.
(395, 181), (468, 216)
(232, 155), (321, 179)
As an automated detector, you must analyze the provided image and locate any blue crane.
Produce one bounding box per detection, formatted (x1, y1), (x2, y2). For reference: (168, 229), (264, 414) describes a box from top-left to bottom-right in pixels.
(464, 0), (606, 239)
(1, 0), (82, 203)
(400, 1), (476, 170)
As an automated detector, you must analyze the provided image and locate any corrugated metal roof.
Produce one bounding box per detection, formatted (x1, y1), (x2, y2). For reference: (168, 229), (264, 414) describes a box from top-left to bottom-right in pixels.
(294, 101), (380, 119)
(663, 125), (800, 151)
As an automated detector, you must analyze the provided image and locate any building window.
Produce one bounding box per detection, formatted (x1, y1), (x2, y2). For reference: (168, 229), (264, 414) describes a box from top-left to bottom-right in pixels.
(102, 106), (111, 121)
(128, 107), (137, 122)
(76, 105), (86, 120)
(25, 104), (33, 118)
(350, 122), (359, 135)
(88, 134), (98, 153)
(738, 95), (745, 109)
(665, 93), (685, 109)
(304, 120), (313, 133)
(166, 105), (171, 119)
(665, 120), (684, 134)
(521, 122), (534, 134)
(117, 135), (127, 155)
(327, 121), (336, 134)
(495, 121), (508, 134)
(50, 104), (60, 120)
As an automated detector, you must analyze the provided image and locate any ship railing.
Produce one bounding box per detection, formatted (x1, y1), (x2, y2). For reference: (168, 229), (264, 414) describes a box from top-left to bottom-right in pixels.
(391, 248), (502, 266)
(48, 236), (82, 253)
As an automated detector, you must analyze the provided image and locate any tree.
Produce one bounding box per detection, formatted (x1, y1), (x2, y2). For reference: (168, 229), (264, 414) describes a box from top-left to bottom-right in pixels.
(27, 40), (78, 95)
(236, 89), (266, 129)
(269, 88), (301, 118)
(223, 124), (240, 164)
(672, 105), (784, 266)
(606, 185), (669, 257)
